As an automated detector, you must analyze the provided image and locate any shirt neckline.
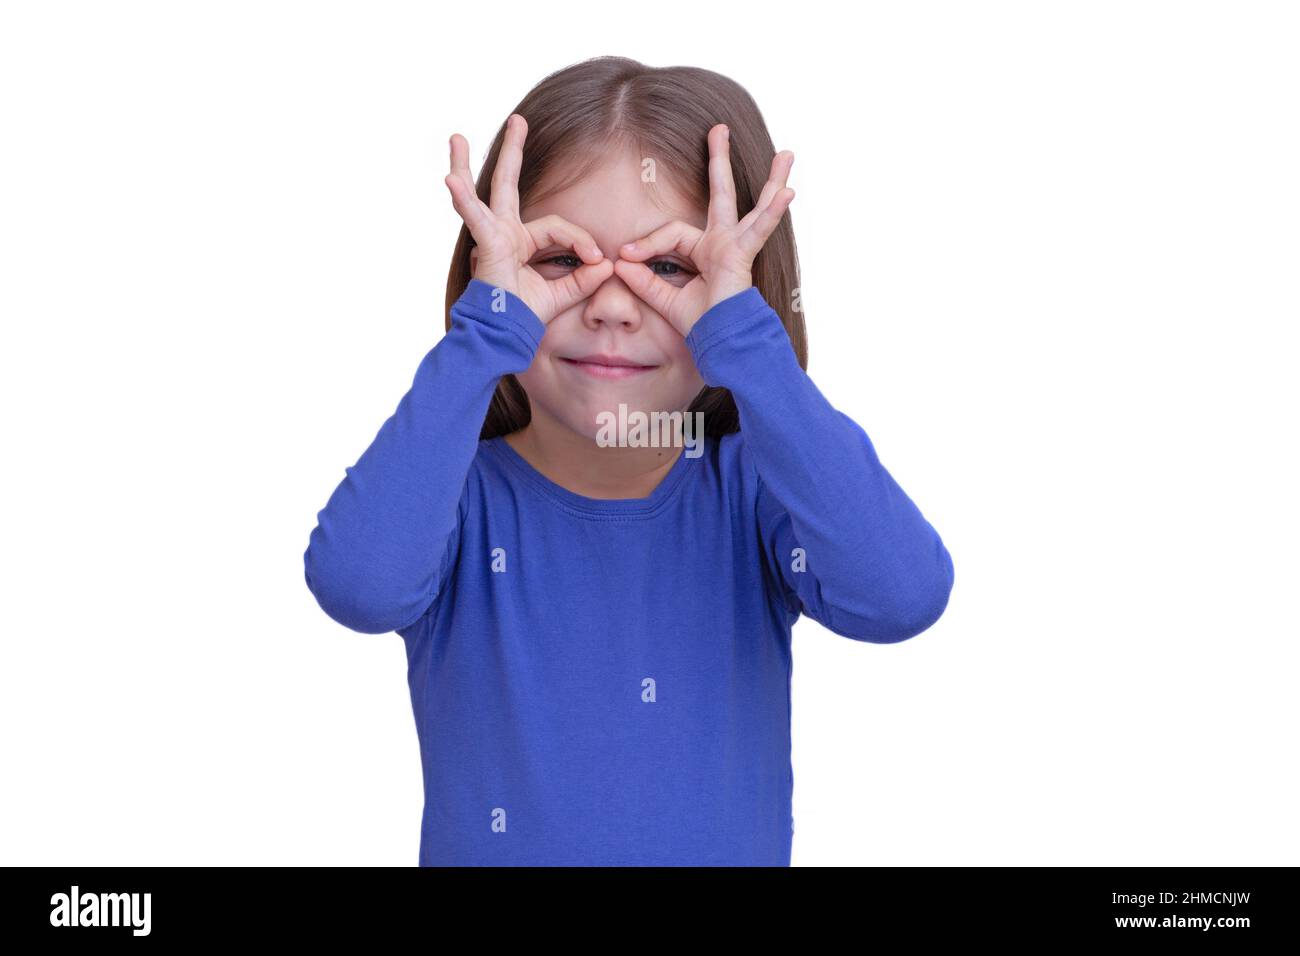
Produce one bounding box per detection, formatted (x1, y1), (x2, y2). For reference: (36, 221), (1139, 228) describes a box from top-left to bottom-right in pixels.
(484, 434), (700, 520)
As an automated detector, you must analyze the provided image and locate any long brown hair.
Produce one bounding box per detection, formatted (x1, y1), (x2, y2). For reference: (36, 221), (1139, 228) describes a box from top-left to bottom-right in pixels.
(443, 55), (807, 440)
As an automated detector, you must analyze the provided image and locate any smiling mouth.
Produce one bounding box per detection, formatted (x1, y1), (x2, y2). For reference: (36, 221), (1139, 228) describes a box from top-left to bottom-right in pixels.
(560, 357), (659, 380)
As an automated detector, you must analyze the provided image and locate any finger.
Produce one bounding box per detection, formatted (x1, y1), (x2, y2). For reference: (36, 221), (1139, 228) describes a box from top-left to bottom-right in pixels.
(549, 259), (616, 314)
(612, 257), (680, 319)
(448, 133), (493, 229)
(443, 170), (496, 248)
(489, 113), (525, 221)
(738, 150), (794, 233)
(449, 133), (479, 198)
(706, 124), (738, 229)
(618, 219), (703, 262)
(524, 214), (604, 264)
(738, 187), (794, 259)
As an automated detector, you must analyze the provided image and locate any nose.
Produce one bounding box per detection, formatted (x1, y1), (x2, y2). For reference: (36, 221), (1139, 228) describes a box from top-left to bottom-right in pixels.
(580, 274), (643, 333)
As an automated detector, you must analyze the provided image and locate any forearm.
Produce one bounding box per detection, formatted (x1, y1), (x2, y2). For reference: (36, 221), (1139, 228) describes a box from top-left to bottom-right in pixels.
(686, 287), (954, 641)
(303, 279), (543, 633)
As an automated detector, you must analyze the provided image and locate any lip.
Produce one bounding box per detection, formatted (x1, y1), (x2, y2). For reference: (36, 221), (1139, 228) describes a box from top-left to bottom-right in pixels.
(559, 354), (659, 380)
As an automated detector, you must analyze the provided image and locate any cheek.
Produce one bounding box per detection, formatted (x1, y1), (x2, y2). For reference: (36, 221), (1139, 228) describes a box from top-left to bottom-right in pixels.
(515, 352), (592, 423)
(661, 335), (699, 372)
(513, 361), (556, 409)
(659, 338), (705, 396)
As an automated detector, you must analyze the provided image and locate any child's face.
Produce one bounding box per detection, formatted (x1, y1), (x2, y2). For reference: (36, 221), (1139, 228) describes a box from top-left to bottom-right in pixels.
(516, 146), (708, 444)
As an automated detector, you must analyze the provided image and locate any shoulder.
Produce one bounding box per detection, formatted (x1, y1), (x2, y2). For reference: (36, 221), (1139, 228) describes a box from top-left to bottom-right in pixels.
(438, 437), (510, 520)
(686, 429), (764, 513)
(466, 436), (513, 494)
(707, 430), (789, 531)
(714, 428), (762, 485)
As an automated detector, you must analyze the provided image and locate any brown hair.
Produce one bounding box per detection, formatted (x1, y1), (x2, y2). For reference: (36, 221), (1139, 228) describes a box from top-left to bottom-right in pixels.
(442, 55), (807, 440)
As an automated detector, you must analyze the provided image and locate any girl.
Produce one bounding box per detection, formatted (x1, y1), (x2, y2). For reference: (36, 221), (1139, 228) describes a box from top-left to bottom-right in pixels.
(304, 56), (954, 866)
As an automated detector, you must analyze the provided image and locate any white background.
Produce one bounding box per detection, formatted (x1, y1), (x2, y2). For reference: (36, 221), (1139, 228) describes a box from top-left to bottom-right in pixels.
(2, 1), (1296, 866)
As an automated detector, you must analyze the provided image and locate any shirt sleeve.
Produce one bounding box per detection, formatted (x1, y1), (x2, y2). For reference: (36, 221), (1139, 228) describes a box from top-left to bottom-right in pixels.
(684, 286), (955, 643)
(303, 278), (545, 634)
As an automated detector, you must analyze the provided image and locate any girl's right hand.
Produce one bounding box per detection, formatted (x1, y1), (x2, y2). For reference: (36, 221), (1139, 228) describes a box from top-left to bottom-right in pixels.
(444, 113), (613, 324)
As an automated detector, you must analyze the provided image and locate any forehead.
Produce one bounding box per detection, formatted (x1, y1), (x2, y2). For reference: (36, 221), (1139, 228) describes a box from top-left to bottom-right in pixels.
(521, 145), (706, 247)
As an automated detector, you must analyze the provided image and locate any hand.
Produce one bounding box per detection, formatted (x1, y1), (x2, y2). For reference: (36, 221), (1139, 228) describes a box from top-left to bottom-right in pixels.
(613, 124), (795, 337)
(444, 113), (614, 324)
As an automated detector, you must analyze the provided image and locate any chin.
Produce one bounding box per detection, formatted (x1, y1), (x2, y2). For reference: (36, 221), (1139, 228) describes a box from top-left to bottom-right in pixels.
(522, 375), (705, 443)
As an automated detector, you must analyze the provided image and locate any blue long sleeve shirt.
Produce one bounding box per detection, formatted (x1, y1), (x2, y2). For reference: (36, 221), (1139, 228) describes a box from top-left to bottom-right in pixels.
(304, 278), (954, 866)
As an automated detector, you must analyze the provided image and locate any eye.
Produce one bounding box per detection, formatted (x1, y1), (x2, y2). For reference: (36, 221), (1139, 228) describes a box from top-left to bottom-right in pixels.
(649, 258), (695, 280)
(538, 253), (581, 269)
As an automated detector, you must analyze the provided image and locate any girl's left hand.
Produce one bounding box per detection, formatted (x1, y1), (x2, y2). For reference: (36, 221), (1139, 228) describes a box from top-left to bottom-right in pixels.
(613, 124), (794, 338)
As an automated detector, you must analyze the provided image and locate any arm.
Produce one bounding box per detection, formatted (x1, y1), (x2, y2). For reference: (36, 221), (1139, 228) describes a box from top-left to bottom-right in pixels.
(303, 279), (543, 634)
(685, 287), (955, 643)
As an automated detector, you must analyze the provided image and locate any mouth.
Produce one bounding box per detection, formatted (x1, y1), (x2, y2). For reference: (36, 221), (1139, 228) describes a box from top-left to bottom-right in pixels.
(559, 354), (659, 380)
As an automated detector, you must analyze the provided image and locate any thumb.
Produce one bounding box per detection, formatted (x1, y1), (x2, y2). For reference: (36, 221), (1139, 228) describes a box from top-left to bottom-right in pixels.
(547, 259), (615, 315)
(612, 259), (677, 320)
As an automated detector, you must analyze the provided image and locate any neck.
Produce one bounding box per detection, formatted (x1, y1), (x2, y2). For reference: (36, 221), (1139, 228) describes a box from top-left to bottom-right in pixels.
(504, 410), (682, 500)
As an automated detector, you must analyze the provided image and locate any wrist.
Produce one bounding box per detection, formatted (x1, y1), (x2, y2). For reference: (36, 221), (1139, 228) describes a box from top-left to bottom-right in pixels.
(705, 276), (755, 312)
